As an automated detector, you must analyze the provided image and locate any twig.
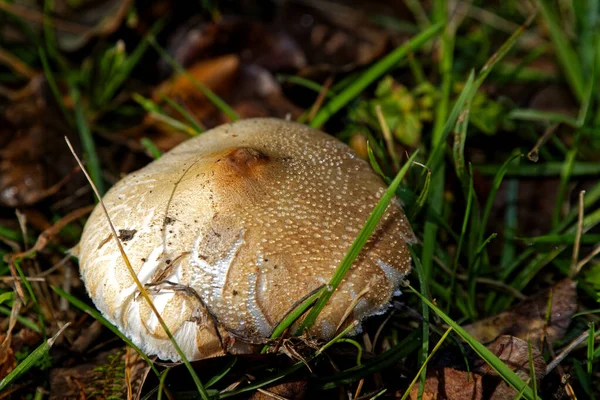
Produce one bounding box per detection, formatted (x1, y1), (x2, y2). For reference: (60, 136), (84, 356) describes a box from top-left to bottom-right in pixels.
(307, 75), (334, 122)
(570, 190), (585, 277)
(528, 123), (558, 162)
(546, 329), (590, 374)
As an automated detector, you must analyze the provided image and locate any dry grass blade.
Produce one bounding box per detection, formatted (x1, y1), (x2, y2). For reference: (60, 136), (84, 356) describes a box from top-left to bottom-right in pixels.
(63, 137), (210, 400)
(6, 205), (94, 263)
(570, 190), (585, 277)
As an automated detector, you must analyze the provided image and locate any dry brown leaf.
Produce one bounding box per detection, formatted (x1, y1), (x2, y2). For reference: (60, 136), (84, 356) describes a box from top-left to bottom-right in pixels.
(0, 333), (17, 381)
(463, 279), (577, 347)
(475, 335), (546, 400)
(409, 368), (484, 400)
(279, 0), (389, 76)
(409, 335), (545, 400)
(159, 16), (306, 76)
(248, 380), (308, 400)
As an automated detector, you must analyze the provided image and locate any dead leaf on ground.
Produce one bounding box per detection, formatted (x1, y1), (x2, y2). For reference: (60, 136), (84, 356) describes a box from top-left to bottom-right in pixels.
(475, 335), (546, 400)
(0, 0), (134, 51)
(278, 0), (389, 76)
(150, 55), (302, 134)
(463, 279), (577, 348)
(159, 16), (306, 77)
(409, 368), (484, 400)
(0, 76), (85, 209)
(410, 335), (545, 400)
(150, 54), (240, 130)
(248, 380), (308, 400)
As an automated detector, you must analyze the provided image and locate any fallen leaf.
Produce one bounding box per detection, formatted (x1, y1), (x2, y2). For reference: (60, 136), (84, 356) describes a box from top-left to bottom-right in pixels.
(409, 368), (484, 400)
(463, 279), (577, 347)
(475, 335), (546, 400)
(279, 0), (388, 76)
(159, 16), (306, 77)
(248, 380), (308, 400)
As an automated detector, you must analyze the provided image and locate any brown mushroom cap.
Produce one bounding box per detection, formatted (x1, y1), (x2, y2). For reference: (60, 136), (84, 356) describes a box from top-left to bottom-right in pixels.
(76, 118), (414, 361)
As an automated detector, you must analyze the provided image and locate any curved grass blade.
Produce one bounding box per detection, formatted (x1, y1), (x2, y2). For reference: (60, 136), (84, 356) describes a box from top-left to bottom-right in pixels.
(296, 150), (419, 334)
(65, 139), (209, 399)
(400, 327), (453, 400)
(310, 23), (443, 128)
(408, 285), (535, 400)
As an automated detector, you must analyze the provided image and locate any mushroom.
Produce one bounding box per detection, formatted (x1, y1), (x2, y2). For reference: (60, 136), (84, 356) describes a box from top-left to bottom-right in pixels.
(75, 118), (415, 361)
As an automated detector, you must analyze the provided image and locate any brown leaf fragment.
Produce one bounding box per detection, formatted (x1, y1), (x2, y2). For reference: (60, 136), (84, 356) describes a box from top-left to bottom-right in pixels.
(160, 16), (306, 76)
(248, 380), (308, 400)
(409, 368), (484, 400)
(475, 335), (546, 400)
(463, 279), (577, 347)
(279, 0), (388, 75)
(150, 54), (240, 129)
(0, 334), (17, 381)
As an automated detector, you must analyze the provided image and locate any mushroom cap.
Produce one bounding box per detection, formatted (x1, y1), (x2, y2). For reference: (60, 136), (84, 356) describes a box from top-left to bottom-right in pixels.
(76, 118), (414, 361)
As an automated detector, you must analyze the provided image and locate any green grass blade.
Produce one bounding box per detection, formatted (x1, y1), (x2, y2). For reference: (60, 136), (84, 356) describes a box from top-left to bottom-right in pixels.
(0, 322), (69, 391)
(408, 285), (535, 400)
(140, 138), (163, 159)
(0, 305), (41, 333)
(449, 175), (474, 314)
(297, 150), (419, 333)
(538, 0), (584, 101)
(38, 47), (71, 125)
(426, 71), (475, 168)
(400, 327), (452, 400)
(13, 259), (46, 338)
(133, 93), (201, 136)
(161, 95), (204, 135)
(480, 153), (522, 242)
(261, 287), (323, 353)
(410, 247), (430, 398)
(527, 342), (538, 399)
(205, 357), (237, 388)
(552, 131), (581, 227)
(277, 74), (335, 96)
(52, 286), (159, 376)
(587, 323), (595, 376)
(309, 23), (443, 128)
(97, 20), (165, 107)
(69, 80), (105, 195)
(148, 36), (239, 121)
(508, 108), (579, 127)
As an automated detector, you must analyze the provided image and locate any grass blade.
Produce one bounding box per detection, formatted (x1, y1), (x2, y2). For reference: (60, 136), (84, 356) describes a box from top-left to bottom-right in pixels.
(52, 285), (159, 376)
(0, 322), (69, 391)
(400, 327), (453, 400)
(297, 150), (419, 333)
(408, 285), (535, 400)
(69, 79), (105, 195)
(309, 23), (443, 128)
(148, 36), (239, 122)
(538, 0), (584, 101)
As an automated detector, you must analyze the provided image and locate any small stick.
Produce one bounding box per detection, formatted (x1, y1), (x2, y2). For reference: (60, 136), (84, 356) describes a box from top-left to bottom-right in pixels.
(569, 190), (585, 278)
(308, 75), (334, 123)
